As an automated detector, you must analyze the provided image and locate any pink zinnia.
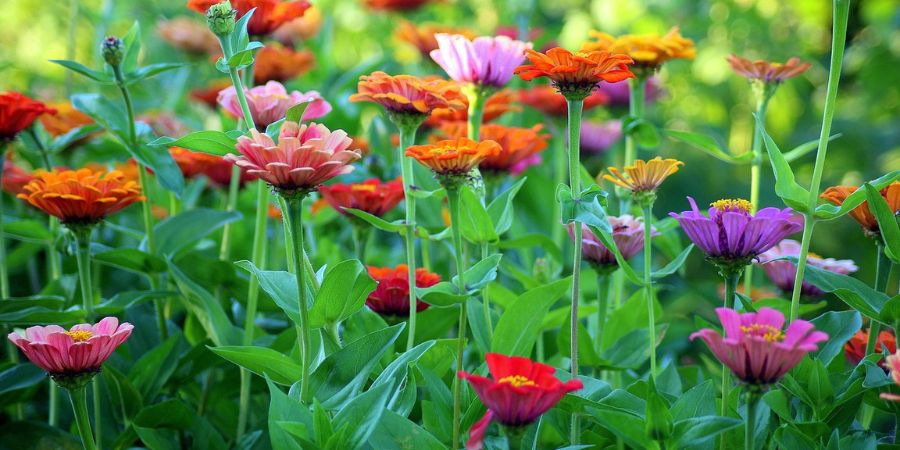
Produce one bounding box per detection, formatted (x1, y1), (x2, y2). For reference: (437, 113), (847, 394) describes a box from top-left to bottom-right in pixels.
(217, 81), (331, 129)
(757, 239), (858, 297)
(881, 351), (900, 402)
(430, 34), (532, 88)
(8, 317), (133, 387)
(568, 215), (654, 271)
(580, 120), (622, 155)
(596, 76), (662, 107)
(224, 121), (361, 193)
(691, 307), (827, 386)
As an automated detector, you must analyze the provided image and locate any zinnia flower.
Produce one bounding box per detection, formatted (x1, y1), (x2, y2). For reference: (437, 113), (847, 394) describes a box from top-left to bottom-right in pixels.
(882, 352), (900, 402)
(187, 0), (311, 37)
(727, 55), (811, 84)
(670, 197), (803, 272)
(757, 239), (857, 297)
(580, 120), (622, 155)
(349, 71), (465, 120)
(821, 182), (900, 237)
(435, 123), (548, 175)
(845, 329), (896, 367)
(405, 138), (501, 183)
(39, 102), (93, 137)
(170, 147), (256, 187)
(18, 168), (144, 225)
(218, 81), (331, 129)
(603, 157), (683, 193)
(690, 307), (827, 386)
(2, 157), (33, 195)
(8, 317), (133, 388)
(582, 28), (695, 73)
(425, 89), (518, 128)
(319, 178), (404, 217)
(366, 265), (441, 316)
(224, 121), (361, 194)
(272, 5), (322, 43)
(597, 77), (662, 107)
(191, 80), (232, 109)
(515, 48), (634, 100)
(517, 85), (609, 117)
(363, 0), (435, 11)
(568, 215), (653, 271)
(253, 43), (315, 84)
(156, 17), (220, 55)
(0, 92), (56, 142)
(459, 353), (583, 450)
(395, 21), (475, 57)
(430, 34), (532, 88)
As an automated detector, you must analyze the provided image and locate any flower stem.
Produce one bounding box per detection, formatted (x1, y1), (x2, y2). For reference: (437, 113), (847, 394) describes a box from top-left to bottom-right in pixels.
(744, 391), (760, 450)
(720, 270), (742, 447)
(351, 224), (369, 262)
(466, 85), (487, 141)
(218, 165), (242, 261)
(641, 202), (657, 380)
(447, 186), (469, 450)
(566, 98), (584, 376)
(480, 242), (493, 340)
(74, 229), (95, 320)
(620, 77), (646, 213)
(552, 132), (567, 251)
(286, 195), (312, 404)
(788, 0), (850, 322)
(0, 144), (10, 299)
(743, 90), (772, 296)
(595, 273), (610, 354)
(397, 123), (421, 351)
(68, 386), (98, 450)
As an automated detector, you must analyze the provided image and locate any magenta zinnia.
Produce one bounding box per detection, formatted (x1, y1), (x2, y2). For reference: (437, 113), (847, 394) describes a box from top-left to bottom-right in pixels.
(568, 215), (653, 272)
(757, 239), (858, 297)
(430, 34), (531, 88)
(217, 81), (331, 129)
(691, 307), (827, 386)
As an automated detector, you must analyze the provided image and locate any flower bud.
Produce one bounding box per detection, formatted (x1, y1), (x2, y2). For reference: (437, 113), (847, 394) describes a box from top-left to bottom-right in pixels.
(101, 36), (124, 68)
(207, 1), (237, 38)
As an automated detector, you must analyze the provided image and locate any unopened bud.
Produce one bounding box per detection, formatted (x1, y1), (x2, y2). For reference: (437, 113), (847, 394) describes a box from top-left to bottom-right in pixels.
(101, 36), (124, 68)
(207, 1), (237, 37)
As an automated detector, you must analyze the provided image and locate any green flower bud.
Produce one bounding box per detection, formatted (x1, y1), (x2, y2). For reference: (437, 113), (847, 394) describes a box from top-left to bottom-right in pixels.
(207, 1), (237, 38)
(101, 36), (124, 68)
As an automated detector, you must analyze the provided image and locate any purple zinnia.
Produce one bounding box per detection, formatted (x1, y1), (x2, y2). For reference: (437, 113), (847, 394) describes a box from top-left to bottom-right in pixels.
(580, 120), (622, 155)
(596, 76), (662, 106)
(568, 215), (655, 272)
(757, 239), (858, 297)
(670, 197), (803, 273)
(430, 34), (532, 88)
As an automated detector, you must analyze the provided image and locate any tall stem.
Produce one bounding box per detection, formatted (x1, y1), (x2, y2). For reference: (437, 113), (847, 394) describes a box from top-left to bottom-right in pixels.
(744, 391), (760, 450)
(743, 91), (772, 296)
(68, 386), (98, 450)
(0, 145), (10, 300)
(720, 270), (742, 445)
(788, 0), (850, 321)
(73, 229), (101, 447)
(865, 243), (891, 353)
(552, 134), (567, 250)
(620, 77), (646, 213)
(397, 122), (421, 350)
(641, 203), (657, 379)
(286, 196), (312, 403)
(566, 97), (584, 444)
(218, 165), (242, 260)
(466, 85), (486, 141)
(447, 187), (469, 450)
(351, 224), (369, 262)
(595, 274), (610, 352)
(480, 242), (493, 340)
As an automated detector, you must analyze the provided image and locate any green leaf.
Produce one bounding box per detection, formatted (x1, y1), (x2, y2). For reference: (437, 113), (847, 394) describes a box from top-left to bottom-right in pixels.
(815, 171), (899, 220)
(790, 258), (890, 323)
(285, 101), (310, 123)
(670, 380), (716, 421)
(757, 116), (811, 212)
(332, 384), (391, 449)
(782, 134), (841, 162)
(210, 346), (301, 386)
(72, 93), (129, 140)
(487, 177), (527, 236)
(459, 185), (499, 244)
(147, 130), (243, 156)
(651, 244), (693, 279)
(864, 182), (900, 262)
(0, 363), (45, 396)
(417, 254), (503, 306)
(125, 62), (188, 84)
(266, 377), (312, 450)
(49, 124), (102, 152)
(673, 416), (742, 448)
(228, 41), (264, 69)
(492, 278), (572, 356)
(132, 399), (227, 450)
(495, 233), (562, 262)
(558, 183), (609, 228)
(236, 260), (302, 327)
(810, 310), (861, 365)
(645, 381), (674, 441)
(367, 409), (445, 450)
(168, 260), (241, 346)
(343, 208), (406, 233)
(93, 248), (167, 274)
(371, 341), (435, 412)
(49, 60), (112, 83)
(3, 220), (52, 243)
(665, 129), (751, 164)
(128, 334), (182, 401)
(310, 259), (376, 328)
(150, 208), (242, 256)
(624, 117), (660, 148)
(121, 21), (142, 74)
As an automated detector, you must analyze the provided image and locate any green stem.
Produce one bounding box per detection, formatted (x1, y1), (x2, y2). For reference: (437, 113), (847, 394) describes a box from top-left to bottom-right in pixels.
(28, 128), (54, 171)
(743, 91), (772, 296)
(92, 380), (102, 448)
(397, 123), (421, 351)
(466, 85), (487, 141)
(595, 274), (610, 351)
(68, 386), (98, 450)
(74, 229), (95, 320)
(286, 196), (312, 403)
(566, 97), (584, 445)
(620, 77), (646, 213)
(0, 145), (10, 299)
(744, 391), (760, 450)
(720, 270), (741, 445)
(550, 121), (566, 251)
(447, 187), (468, 450)
(218, 165), (242, 261)
(351, 224), (368, 262)
(49, 383), (59, 426)
(480, 242), (493, 340)
(788, 0), (850, 322)
(866, 243), (891, 354)
(641, 203), (657, 380)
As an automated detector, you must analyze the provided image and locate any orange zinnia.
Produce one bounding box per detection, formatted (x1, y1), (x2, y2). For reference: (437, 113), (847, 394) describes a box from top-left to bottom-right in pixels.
(319, 178), (405, 217)
(727, 55), (811, 84)
(603, 157), (683, 193)
(272, 5), (322, 43)
(425, 89), (519, 128)
(187, 0), (310, 37)
(254, 43), (315, 84)
(435, 123), (548, 175)
(406, 138), (501, 178)
(515, 48), (634, 99)
(582, 28), (695, 72)
(517, 85), (609, 117)
(821, 182), (900, 237)
(18, 168), (144, 225)
(39, 102), (93, 137)
(395, 20), (475, 57)
(350, 71), (465, 118)
(156, 17), (220, 55)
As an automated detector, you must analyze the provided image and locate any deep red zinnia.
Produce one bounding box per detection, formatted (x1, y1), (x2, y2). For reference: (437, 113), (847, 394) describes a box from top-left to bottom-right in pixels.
(365, 265), (440, 316)
(459, 353), (583, 450)
(319, 178), (404, 217)
(0, 92), (56, 142)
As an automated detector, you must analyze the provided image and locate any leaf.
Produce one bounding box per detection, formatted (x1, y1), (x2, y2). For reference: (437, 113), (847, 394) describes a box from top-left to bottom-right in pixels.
(367, 409), (445, 450)
(459, 185), (498, 244)
(673, 416), (742, 448)
(814, 171), (899, 220)
(285, 101), (310, 123)
(790, 258), (890, 323)
(210, 346), (301, 386)
(757, 116), (811, 212)
(127, 334), (182, 401)
(125, 62), (188, 84)
(50, 60), (112, 83)
(810, 310), (861, 365)
(147, 130), (244, 156)
(492, 278), (572, 356)
(651, 244), (693, 279)
(49, 124), (102, 152)
(228, 41), (264, 69)
(71, 93), (129, 140)
(121, 21), (142, 73)
(310, 259), (376, 328)
(3, 220), (52, 243)
(487, 177), (526, 236)
(417, 254), (503, 306)
(343, 208), (406, 233)
(0, 363), (45, 396)
(266, 377), (312, 450)
(623, 117), (660, 148)
(134, 143), (186, 196)
(782, 134), (841, 162)
(150, 208), (242, 256)
(132, 399), (227, 450)
(864, 182), (900, 262)
(370, 341), (435, 412)
(168, 260), (241, 346)
(495, 233), (562, 262)
(665, 129), (751, 164)
(557, 183), (609, 229)
(93, 248), (167, 274)
(332, 384), (391, 449)
(670, 380), (716, 421)
(236, 260), (302, 327)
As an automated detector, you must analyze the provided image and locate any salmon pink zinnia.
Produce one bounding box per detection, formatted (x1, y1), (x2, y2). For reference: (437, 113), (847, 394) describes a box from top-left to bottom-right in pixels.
(319, 178), (405, 217)
(217, 81), (331, 129)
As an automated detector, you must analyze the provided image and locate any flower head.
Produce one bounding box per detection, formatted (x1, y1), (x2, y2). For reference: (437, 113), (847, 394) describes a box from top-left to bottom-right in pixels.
(218, 81), (331, 129)
(569, 215), (654, 271)
(845, 329), (895, 367)
(170, 147), (256, 187)
(757, 239), (857, 297)
(670, 197), (802, 270)
(517, 85), (609, 117)
(603, 157), (682, 193)
(272, 5), (322, 43)
(426, 89), (518, 128)
(39, 102), (93, 137)
(435, 123), (548, 175)
(396, 21), (475, 57)
(691, 307), (827, 387)
(821, 183), (900, 237)
(18, 168), (144, 226)
(0, 92), (56, 142)
(8, 317), (133, 389)
(459, 353), (583, 449)
(580, 120), (622, 155)
(2, 157), (33, 195)
(515, 48), (634, 100)
(430, 34), (531, 88)
(406, 138), (501, 186)
(319, 178), (404, 217)
(727, 55), (811, 84)
(189, 0), (311, 37)
(253, 43), (315, 84)
(883, 352), (900, 402)
(582, 28), (695, 73)
(597, 77), (662, 106)
(157, 17), (220, 55)
(366, 265), (441, 316)
(225, 121), (361, 195)
(364, 0), (435, 12)
(349, 72), (465, 120)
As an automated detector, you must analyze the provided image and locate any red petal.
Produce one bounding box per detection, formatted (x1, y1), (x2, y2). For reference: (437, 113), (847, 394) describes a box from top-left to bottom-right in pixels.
(466, 410), (494, 450)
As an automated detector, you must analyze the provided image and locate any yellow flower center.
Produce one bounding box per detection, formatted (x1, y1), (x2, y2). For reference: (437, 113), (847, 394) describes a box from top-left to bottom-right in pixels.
(351, 184), (377, 192)
(65, 330), (94, 342)
(711, 198), (752, 213)
(498, 375), (536, 387)
(740, 324), (784, 342)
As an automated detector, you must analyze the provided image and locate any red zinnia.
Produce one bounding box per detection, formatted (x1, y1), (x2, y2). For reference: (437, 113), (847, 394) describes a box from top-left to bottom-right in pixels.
(187, 0), (310, 37)
(518, 85), (608, 117)
(846, 329), (897, 366)
(0, 93), (56, 142)
(459, 353), (583, 450)
(366, 265), (440, 316)
(319, 178), (404, 217)
(2, 156), (34, 195)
